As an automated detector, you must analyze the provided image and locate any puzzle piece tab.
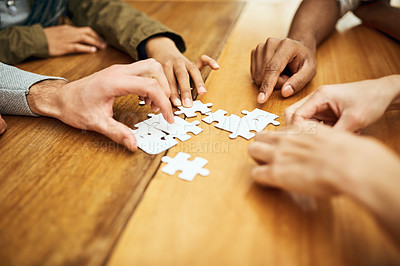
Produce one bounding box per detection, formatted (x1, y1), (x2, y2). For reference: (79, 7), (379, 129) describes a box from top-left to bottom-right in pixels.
(174, 100), (213, 118)
(161, 152), (210, 181)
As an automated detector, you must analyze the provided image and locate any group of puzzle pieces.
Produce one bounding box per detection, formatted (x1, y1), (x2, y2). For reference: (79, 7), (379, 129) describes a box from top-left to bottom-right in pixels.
(134, 100), (280, 181)
(133, 100), (280, 154)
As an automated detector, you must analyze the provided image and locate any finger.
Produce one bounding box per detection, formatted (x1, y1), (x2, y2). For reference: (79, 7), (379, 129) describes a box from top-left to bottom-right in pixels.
(67, 43), (97, 54)
(291, 92), (329, 125)
(111, 76), (174, 123)
(276, 75), (289, 89)
(79, 34), (106, 50)
(174, 64), (192, 107)
(164, 64), (181, 106)
(95, 116), (137, 152)
(283, 93), (313, 125)
(0, 115), (7, 135)
(195, 55), (220, 71)
(251, 165), (274, 186)
(281, 60), (316, 97)
(250, 49), (256, 81)
(248, 142), (274, 164)
(254, 44), (265, 85)
(258, 44), (295, 103)
(187, 64), (207, 96)
(80, 27), (106, 49)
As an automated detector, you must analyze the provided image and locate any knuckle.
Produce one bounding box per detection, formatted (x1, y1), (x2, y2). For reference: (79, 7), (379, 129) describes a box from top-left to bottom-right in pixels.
(264, 61), (280, 72)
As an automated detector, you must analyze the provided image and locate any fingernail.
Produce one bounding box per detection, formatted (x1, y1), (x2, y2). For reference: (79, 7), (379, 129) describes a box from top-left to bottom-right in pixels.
(91, 47), (97, 52)
(213, 62), (220, 68)
(154, 107), (160, 112)
(198, 86), (207, 94)
(173, 98), (182, 106)
(257, 92), (265, 103)
(184, 97), (193, 107)
(283, 85), (294, 96)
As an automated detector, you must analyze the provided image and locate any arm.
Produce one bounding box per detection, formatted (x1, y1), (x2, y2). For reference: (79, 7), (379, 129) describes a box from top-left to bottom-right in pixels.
(250, 0), (340, 103)
(0, 24), (49, 64)
(0, 61), (173, 149)
(354, 1), (400, 41)
(67, 0), (219, 108)
(249, 122), (400, 244)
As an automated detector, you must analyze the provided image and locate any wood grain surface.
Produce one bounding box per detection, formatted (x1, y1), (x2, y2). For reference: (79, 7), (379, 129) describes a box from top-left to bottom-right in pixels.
(108, 2), (400, 266)
(0, 2), (243, 265)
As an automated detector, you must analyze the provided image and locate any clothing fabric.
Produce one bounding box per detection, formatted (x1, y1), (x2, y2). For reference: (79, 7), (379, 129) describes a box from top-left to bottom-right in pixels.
(0, 0), (31, 29)
(0, 62), (66, 116)
(337, 0), (375, 16)
(0, 0), (185, 64)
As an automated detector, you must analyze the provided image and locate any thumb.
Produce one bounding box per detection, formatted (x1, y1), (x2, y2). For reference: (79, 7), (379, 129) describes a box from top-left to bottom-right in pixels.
(95, 116), (137, 152)
(281, 61), (316, 98)
(195, 55), (220, 71)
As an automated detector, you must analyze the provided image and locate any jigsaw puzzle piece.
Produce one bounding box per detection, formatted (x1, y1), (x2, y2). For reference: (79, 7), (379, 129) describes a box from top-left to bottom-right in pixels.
(229, 117), (256, 140)
(143, 114), (203, 142)
(161, 152), (209, 181)
(242, 108), (280, 132)
(202, 109), (228, 124)
(131, 124), (177, 155)
(174, 100), (213, 118)
(215, 114), (241, 134)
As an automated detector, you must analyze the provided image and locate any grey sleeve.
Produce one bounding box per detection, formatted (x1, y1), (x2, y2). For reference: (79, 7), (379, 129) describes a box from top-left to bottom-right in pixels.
(0, 63), (66, 116)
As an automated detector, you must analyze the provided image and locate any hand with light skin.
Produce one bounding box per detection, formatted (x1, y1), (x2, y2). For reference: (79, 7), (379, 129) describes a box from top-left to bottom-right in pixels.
(249, 122), (400, 242)
(145, 36), (220, 107)
(26, 59), (174, 151)
(0, 114), (7, 135)
(44, 25), (107, 56)
(284, 75), (400, 132)
(250, 0), (340, 103)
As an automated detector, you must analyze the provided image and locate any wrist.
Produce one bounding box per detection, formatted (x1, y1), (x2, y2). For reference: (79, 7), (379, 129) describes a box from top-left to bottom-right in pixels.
(383, 75), (400, 110)
(288, 32), (317, 54)
(145, 36), (178, 57)
(27, 79), (67, 119)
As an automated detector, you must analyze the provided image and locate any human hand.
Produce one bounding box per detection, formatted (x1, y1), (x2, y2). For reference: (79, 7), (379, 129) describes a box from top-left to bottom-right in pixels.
(248, 121), (400, 197)
(284, 75), (400, 132)
(145, 36), (219, 107)
(250, 37), (316, 103)
(0, 114), (7, 135)
(44, 25), (107, 56)
(27, 59), (173, 151)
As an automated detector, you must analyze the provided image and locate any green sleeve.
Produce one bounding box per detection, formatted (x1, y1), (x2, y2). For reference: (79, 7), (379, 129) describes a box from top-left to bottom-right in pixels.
(67, 0), (186, 61)
(0, 24), (49, 65)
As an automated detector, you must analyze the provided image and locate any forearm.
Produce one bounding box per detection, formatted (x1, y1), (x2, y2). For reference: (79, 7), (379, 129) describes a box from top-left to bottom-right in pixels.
(0, 24), (49, 64)
(0, 63), (65, 116)
(356, 4), (400, 41)
(350, 150), (400, 242)
(288, 0), (340, 51)
(67, 0), (185, 60)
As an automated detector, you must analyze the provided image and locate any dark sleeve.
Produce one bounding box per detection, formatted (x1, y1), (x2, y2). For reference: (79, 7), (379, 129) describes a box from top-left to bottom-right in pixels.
(67, 0), (186, 61)
(0, 24), (49, 65)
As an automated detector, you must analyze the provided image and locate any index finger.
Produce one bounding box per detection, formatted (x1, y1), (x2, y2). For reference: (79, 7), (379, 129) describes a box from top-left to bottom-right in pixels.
(258, 44), (296, 103)
(291, 92), (329, 125)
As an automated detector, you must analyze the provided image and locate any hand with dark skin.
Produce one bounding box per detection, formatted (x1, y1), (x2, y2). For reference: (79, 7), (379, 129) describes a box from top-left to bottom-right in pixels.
(249, 122), (400, 244)
(145, 36), (220, 107)
(44, 25), (107, 56)
(250, 0), (339, 103)
(26, 59), (174, 151)
(354, 0), (400, 40)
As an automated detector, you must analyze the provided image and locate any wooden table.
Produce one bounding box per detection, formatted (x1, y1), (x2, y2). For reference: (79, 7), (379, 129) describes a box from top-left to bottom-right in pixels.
(1, 1), (400, 265)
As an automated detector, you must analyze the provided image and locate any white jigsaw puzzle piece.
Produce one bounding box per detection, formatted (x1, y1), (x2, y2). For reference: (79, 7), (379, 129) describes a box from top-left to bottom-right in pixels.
(242, 108), (280, 132)
(131, 124), (177, 155)
(202, 109), (228, 125)
(139, 100), (146, 106)
(161, 152), (210, 181)
(174, 100), (213, 118)
(137, 113), (203, 142)
(215, 114), (240, 134)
